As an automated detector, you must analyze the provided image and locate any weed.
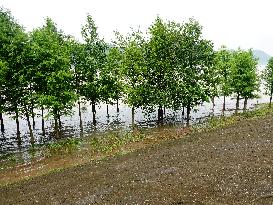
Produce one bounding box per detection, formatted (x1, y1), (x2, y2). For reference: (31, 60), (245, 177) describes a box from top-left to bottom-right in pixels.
(198, 103), (273, 131)
(0, 153), (20, 170)
(89, 132), (146, 154)
(46, 138), (81, 156)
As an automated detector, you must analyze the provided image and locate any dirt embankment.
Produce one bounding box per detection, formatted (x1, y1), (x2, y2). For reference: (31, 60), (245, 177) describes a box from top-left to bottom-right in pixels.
(1, 116), (273, 204)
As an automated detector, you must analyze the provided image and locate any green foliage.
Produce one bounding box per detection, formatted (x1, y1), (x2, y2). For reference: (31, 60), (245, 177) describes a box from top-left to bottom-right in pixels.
(0, 153), (19, 170)
(178, 18), (214, 108)
(46, 138), (81, 155)
(89, 132), (145, 153)
(115, 17), (214, 114)
(146, 17), (177, 108)
(81, 14), (108, 105)
(31, 18), (77, 117)
(70, 41), (86, 98)
(263, 57), (273, 96)
(206, 104), (272, 130)
(115, 29), (148, 108)
(214, 46), (233, 97)
(100, 46), (124, 103)
(0, 7), (265, 142)
(230, 49), (259, 99)
(0, 7), (28, 116)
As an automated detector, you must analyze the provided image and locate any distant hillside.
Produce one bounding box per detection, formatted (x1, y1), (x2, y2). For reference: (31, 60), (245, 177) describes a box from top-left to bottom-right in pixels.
(253, 49), (271, 65)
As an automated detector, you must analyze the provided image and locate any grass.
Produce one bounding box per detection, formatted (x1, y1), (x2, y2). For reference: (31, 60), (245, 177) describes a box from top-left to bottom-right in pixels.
(45, 138), (81, 156)
(201, 103), (273, 131)
(89, 131), (146, 154)
(0, 153), (19, 170)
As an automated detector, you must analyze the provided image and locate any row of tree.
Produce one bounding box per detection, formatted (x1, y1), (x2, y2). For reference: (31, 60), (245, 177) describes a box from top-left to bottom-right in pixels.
(1, 7), (273, 145)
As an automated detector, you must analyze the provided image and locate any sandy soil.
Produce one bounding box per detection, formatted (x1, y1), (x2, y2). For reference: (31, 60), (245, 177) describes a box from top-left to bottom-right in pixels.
(1, 116), (273, 204)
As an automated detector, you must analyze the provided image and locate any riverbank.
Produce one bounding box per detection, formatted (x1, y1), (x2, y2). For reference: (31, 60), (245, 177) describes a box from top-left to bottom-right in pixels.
(1, 104), (273, 204)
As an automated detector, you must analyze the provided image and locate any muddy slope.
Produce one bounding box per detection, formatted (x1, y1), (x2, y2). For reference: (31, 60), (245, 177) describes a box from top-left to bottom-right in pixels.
(1, 116), (273, 204)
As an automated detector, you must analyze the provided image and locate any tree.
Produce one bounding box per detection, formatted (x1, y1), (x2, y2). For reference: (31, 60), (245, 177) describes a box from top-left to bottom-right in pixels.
(70, 40), (86, 136)
(0, 7), (30, 143)
(263, 57), (273, 107)
(230, 49), (259, 113)
(102, 46), (124, 116)
(214, 46), (233, 111)
(31, 18), (77, 138)
(179, 18), (214, 125)
(81, 14), (107, 125)
(146, 17), (180, 123)
(207, 59), (220, 111)
(115, 29), (148, 127)
(0, 59), (7, 132)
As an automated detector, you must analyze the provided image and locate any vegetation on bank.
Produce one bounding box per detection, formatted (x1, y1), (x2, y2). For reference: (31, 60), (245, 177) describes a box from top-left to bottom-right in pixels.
(200, 103), (273, 131)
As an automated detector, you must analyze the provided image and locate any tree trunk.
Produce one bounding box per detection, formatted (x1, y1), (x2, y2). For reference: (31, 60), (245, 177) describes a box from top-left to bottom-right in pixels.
(186, 104), (191, 127)
(31, 105), (35, 129)
(223, 95), (226, 112)
(30, 84), (35, 129)
(235, 93), (240, 114)
(54, 116), (60, 138)
(212, 97), (215, 108)
(106, 104), (109, 118)
(116, 99), (119, 113)
(92, 101), (96, 125)
(78, 101), (83, 136)
(158, 105), (163, 124)
(211, 97), (215, 115)
(54, 109), (60, 138)
(41, 107), (45, 136)
(58, 112), (61, 129)
(25, 108), (34, 145)
(182, 106), (185, 116)
(269, 90), (273, 108)
(131, 106), (135, 128)
(32, 113), (35, 129)
(163, 106), (166, 115)
(15, 110), (21, 145)
(0, 112), (4, 132)
(57, 112), (62, 136)
(243, 98), (248, 112)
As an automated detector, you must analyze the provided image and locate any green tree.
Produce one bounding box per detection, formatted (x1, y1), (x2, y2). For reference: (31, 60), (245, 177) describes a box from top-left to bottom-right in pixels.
(230, 49), (259, 113)
(179, 18), (214, 125)
(263, 57), (273, 107)
(0, 7), (30, 143)
(207, 59), (220, 110)
(146, 17), (180, 123)
(70, 40), (86, 136)
(102, 46), (124, 116)
(115, 30), (148, 127)
(214, 46), (233, 111)
(81, 14), (107, 125)
(31, 18), (77, 138)
(0, 59), (7, 132)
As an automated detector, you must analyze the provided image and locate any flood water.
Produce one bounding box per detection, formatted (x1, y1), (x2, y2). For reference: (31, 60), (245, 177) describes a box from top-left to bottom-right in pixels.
(0, 93), (270, 157)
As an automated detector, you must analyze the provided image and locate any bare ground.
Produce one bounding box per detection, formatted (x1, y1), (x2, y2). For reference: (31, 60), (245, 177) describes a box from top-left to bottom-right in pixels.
(1, 116), (273, 204)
